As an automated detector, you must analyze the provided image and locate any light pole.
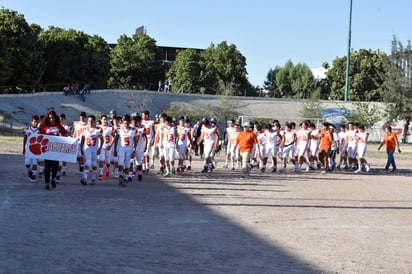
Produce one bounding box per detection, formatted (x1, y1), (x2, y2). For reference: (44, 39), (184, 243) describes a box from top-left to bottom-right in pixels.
(344, 0), (353, 101)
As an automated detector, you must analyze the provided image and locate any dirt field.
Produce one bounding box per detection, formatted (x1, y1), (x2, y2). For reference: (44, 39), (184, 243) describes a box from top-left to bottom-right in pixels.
(1, 137), (411, 273)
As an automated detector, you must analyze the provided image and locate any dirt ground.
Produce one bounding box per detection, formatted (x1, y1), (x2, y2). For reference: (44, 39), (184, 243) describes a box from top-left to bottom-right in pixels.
(1, 138), (412, 273)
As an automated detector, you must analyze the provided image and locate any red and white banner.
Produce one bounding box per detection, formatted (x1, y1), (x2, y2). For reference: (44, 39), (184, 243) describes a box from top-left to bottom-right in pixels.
(25, 134), (78, 163)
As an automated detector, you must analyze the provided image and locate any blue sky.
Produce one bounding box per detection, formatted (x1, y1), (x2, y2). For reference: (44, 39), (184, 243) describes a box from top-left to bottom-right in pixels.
(2, 0), (412, 86)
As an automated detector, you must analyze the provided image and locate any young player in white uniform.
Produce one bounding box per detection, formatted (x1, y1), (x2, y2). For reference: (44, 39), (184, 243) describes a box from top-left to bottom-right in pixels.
(154, 114), (167, 174)
(264, 123), (280, 172)
(59, 113), (73, 177)
(229, 124), (241, 170)
(328, 126), (339, 171)
(113, 115), (138, 187)
(223, 119), (236, 168)
(176, 117), (191, 174)
(295, 121), (310, 172)
(111, 116), (121, 178)
(337, 123), (348, 169)
(98, 115), (115, 180)
(160, 116), (177, 176)
(141, 110), (155, 174)
(73, 112), (87, 174)
(80, 115), (103, 185)
(256, 125), (266, 172)
(280, 123), (297, 173)
(346, 122), (358, 169)
(308, 122), (320, 169)
(23, 115), (40, 183)
(132, 116), (147, 181)
(354, 125), (370, 173)
(185, 118), (195, 170)
(197, 119), (219, 173)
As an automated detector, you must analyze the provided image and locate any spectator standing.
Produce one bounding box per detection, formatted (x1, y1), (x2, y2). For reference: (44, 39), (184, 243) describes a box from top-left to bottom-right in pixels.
(236, 122), (257, 178)
(378, 126), (401, 173)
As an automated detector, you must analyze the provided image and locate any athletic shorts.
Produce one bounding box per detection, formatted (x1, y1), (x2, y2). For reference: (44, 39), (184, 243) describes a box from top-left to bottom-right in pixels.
(25, 157), (37, 166)
(356, 144), (367, 158)
(118, 149), (133, 168)
(99, 148), (112, 164)
(347, 144), (357, 159)
(164, 146), (176, 162)
(84, 149), (98, 167)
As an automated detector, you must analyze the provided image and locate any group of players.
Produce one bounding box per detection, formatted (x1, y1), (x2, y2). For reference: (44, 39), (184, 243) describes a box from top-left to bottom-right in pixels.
(23, 110), (371, 187)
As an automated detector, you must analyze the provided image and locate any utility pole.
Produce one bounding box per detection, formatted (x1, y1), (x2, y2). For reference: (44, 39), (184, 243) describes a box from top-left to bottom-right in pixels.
(344, 0), (353, 101)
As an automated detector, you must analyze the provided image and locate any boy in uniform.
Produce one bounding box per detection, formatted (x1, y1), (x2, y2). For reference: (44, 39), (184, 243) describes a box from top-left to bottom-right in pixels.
(73, 112), (87, 174)
(160, 116), (177, 177)
(23, 115), (40, 183)
(98, 115), (115, 180)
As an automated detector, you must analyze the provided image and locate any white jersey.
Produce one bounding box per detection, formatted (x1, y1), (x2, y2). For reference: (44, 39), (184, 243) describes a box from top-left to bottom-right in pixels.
(283, 131), (296, 146)
(163, 125), (177, 148)
(347, 129), (358, 147)
(338, 131), (348, 148)
(82, 127), (102, 151)
(101, 125), (115, 149)
(202, 125), (218, 144)
(296, 129), (310, 146)
(116, 127), (137, 150)
(135, 125), (146, 151)
(177, 125), (190, 146)
(257, 132), (266, 147)
(73, 121), (87, 140)
(265, 129), (279, 149)
(61, 124), (73, 136)
(356, 131), (369, 145)
(142, 119), (155, 140)
(23, 126), (39, 149)
(331, 130), (339, 150)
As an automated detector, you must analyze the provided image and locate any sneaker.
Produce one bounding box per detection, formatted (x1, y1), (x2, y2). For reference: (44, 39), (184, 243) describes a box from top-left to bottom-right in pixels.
(260, 167), (266, 173)
(90, 179), (96, 185)
(187, 166), (191, 171)
(365, 163), (370, 172)
(127, 176), (132, 183)
(231, 167), (235, 171)
(354, 168), (362, 173)
(28, 170), (33, 179)
(118, 176), (124, 186)
(138, 174), (143, 181)
(272, 167), (277, 173)
(321, 170), (327, 174)
(30, 175), (36, 183)
(201, 167), (208, 173)
(55, 176), (60, 184)
(98, 175), (104, 180)
(80, 178), (87, 185)
(317, 162), (322, 169)
(45, 184), (50, 190)
(51, 178), (57, 189)
(305, 165), (310, 172)
(105, 172), (110, 179)
(164, 172), (170, 177)
(241, 173), (250, 178)
(150, 164), (154, 169)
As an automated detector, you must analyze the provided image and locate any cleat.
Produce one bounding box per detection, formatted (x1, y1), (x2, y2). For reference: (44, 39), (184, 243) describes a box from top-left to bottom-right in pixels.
(354, 168), (362, 174)
(30, 175), (36, 183)
(321, 170), (327, 174)
(90, 179), (96, 185)
(231, 166), (235, 171)
(187, 166), (191, 171)
(28, 170), (33, 178)
(98, 175), (104, 181)
(138, 174), (143, 181)
(241, 173), (250, 178)
(45, 184), (50, 190)
(80, 178), (87, 185)
(317, 162), (321, 169)
(365, 163), (370, 172)
(164, 172), (170, 177)
(272, 167), (277, 173)
(127, 176), (132, 183)
(105, 172), (110, 179)
(201, 167), (208, 173)
(260, 168), (266, 173)
(51, 178), (57, 189)
(118, 176), (124, 186)
(305, 166), (310, 172)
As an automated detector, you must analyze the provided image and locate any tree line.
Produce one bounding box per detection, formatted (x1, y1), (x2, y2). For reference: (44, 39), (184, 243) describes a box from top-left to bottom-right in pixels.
(1, 7), (411, 110)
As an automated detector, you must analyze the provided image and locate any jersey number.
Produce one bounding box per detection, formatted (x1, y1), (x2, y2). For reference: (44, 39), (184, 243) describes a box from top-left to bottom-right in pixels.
(86, 137), (97, 146)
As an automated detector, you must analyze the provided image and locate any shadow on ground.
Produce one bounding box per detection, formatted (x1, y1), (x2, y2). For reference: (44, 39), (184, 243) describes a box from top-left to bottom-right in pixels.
(0, 154), (320, 273)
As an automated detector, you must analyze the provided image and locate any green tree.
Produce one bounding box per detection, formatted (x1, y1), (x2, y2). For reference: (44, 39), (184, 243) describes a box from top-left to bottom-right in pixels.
(108, 33), (163, 89)
(199, 41), (248, 95)
(381, 36), (412, 143)
(40, 27), (110, 88)
(0, 8), (45, 92)
(166, 49), (201, 93)
(326, 49), (388, 101)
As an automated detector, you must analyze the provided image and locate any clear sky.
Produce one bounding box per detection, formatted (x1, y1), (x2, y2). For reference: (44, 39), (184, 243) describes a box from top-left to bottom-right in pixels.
(2, 0), (412, 86)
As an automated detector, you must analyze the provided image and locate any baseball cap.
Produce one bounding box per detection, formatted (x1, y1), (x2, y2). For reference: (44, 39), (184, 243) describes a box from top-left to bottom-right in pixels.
(243, 122), (251, 127)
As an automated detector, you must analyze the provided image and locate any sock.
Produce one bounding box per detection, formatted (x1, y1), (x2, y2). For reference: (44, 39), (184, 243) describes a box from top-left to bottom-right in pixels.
(39, 166), (44, 173)
(83, 170), (89, 180)
(99, 168), (103, 175)
(92, 170), (97, 180)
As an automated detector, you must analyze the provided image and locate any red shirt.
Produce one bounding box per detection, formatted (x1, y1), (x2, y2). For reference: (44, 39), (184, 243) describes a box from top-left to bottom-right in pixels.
(40, 124), (67, 136)
(383, 132), (398, 151)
